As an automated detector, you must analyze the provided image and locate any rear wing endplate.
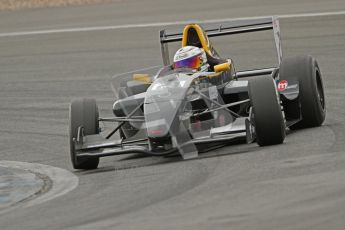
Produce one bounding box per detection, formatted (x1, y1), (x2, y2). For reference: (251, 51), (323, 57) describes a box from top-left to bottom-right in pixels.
(159, 17), (282, 66)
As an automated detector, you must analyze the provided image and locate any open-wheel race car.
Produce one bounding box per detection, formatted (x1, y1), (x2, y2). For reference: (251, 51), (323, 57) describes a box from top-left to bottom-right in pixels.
(69, 17), (326, 169)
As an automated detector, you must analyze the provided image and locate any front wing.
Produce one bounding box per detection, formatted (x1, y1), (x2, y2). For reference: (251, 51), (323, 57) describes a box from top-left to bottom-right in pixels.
(73, 118), (250, 160)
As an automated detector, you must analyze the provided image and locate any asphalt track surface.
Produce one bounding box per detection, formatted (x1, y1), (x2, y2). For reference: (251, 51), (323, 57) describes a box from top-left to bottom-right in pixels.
(0, 1), (345, 229)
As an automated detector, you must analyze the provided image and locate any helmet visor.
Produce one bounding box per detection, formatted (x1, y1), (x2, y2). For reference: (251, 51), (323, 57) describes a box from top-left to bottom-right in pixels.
(174, 55), (202, 69)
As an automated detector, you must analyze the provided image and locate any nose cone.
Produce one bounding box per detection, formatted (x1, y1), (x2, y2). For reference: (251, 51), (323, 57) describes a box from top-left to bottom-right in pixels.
(144, 73), (194, 138)
(144, 100), (181, 138)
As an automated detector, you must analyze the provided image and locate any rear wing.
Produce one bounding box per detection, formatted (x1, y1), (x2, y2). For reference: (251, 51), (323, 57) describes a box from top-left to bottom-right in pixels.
(159, 17), (282, 66)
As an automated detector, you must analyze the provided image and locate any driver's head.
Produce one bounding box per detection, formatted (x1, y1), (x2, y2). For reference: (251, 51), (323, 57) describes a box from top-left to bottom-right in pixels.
(173, 46), (208, 71)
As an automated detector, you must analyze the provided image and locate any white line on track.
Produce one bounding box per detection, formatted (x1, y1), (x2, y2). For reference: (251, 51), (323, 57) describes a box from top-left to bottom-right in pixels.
(0, 161), (78, 212)
(0, 10), (345, 38)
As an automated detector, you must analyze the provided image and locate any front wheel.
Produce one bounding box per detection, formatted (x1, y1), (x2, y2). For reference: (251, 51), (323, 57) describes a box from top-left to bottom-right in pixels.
(280, 55), (326, 129)
(69, 98), (100, 170)
(248, 76), (286, 146)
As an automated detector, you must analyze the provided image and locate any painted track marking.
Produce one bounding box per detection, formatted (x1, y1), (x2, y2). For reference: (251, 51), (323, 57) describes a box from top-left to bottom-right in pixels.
(0, 161), (78, 213)
(0, 10), (344, 38)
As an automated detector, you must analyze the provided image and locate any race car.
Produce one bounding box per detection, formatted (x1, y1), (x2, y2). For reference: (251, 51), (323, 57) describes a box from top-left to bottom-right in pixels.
(69, 17), (326, 169)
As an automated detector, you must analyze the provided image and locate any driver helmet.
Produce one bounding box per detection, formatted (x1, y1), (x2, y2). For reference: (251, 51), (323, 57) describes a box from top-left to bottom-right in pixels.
(173, 46), (209, 71)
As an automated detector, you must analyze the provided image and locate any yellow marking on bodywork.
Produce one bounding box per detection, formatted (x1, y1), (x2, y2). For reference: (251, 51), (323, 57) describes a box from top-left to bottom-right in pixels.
(196, 72), (222, 81)
(133, 74), (151, 84)
(214, 62), (231, 73)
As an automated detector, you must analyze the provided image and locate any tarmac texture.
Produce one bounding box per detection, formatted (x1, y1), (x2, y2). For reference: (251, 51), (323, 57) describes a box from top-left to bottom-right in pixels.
(0, 1), (345, 229)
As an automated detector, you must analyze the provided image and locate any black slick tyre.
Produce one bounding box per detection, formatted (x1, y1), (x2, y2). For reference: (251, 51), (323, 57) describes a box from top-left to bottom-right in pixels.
(69, 98), (99, 169)
(280, 55), (326, 129)
(248, 76), (285, 146)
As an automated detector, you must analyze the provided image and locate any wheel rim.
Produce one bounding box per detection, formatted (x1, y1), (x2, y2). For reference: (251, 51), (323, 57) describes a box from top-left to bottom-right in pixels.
(316, 70), (325, 110)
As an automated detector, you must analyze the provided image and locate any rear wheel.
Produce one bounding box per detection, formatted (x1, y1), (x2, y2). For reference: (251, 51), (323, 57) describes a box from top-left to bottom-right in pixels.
(248, 76), (285, 146)
(69, 98), (99, 169)
(280, 55), (326, 129)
